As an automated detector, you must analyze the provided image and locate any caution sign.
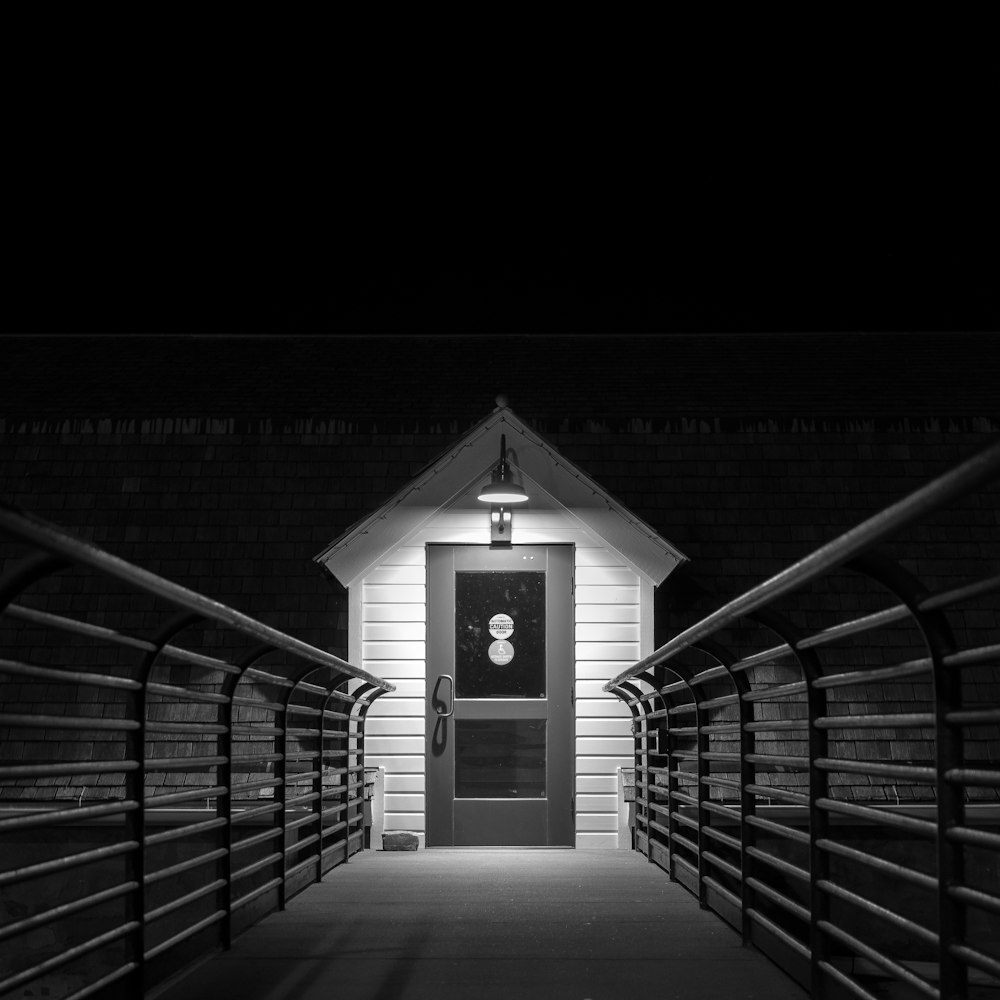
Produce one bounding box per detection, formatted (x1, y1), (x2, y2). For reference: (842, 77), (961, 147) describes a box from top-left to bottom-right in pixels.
(488, 613), (514, 639)
(488, 639), (514, 665)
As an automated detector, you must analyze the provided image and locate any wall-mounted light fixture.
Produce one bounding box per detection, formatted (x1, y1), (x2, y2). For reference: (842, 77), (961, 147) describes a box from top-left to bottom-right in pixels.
(477, 433), (528, 546)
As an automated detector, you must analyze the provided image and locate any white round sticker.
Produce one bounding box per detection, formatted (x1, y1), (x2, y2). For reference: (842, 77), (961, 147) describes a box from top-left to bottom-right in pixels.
(488, 613), (514, 639)
(488, 639), (514, 665)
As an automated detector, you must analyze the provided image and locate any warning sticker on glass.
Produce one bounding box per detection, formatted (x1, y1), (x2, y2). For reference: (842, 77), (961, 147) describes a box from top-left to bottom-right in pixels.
(488, 613), (514, 639)
(488, 639), (514, 665)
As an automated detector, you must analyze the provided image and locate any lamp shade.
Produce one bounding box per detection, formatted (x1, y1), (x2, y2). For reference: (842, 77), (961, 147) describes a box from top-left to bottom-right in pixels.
(477, 478), (530, 503)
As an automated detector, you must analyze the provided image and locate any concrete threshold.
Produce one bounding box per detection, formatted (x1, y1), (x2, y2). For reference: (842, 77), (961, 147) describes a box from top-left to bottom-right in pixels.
(155, 849), (807, 1000)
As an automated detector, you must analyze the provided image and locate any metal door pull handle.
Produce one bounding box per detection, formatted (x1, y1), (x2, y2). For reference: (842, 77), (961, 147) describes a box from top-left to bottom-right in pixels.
(438, 674), (455, 718)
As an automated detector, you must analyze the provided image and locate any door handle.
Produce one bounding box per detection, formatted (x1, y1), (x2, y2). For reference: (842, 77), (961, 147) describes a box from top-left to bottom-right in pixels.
(437, 674), (455, 719)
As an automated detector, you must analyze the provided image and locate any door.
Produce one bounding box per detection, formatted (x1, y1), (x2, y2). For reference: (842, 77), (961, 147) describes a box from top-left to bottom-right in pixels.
(426, 545), (574, 846)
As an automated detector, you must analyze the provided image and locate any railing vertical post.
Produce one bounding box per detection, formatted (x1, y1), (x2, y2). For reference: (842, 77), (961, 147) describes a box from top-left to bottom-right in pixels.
(219, 676), (235, 950)
(313, 682), (324, 881)
(277, 680), (290, 910)
(695, 687), (709, 908)
(806, 656), (829, 999)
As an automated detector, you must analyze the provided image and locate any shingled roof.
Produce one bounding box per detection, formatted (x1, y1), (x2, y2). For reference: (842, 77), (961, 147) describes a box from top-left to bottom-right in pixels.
(4, 332), (1000, 429)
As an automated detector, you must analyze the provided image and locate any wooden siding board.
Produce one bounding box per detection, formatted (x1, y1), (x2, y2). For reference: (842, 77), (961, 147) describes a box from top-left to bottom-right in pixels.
(574, 604), (640, 623)
(364, 604), (426, 622)
(363, 621), (426, 641)
(576, 622), (641, 642)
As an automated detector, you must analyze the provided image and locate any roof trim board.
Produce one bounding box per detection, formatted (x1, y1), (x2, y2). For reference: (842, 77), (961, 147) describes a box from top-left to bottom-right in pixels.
(314, 405), (688, 589)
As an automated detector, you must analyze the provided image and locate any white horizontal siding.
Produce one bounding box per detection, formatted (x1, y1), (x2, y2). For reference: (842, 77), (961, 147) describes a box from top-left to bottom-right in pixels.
(385, 774), (425, 793)
(364, 603), (426, 622)
(576, 622), (641, 642)
(365, 565), (426, 585)
(573, 552), (641, 848)
(576, 774), (618, 794)
(577, 794), (618, 813)
(575, 585), (640, 605)
(576, 698), (630, 718)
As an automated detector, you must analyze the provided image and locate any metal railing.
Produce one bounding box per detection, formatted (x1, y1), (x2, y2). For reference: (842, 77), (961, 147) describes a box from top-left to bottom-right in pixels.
(606, 439), (1000, 1000)
(0, 505), (393, 1000)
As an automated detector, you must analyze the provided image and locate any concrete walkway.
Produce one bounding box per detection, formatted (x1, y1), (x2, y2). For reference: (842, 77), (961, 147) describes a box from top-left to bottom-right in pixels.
(155, 849), (808, 1000)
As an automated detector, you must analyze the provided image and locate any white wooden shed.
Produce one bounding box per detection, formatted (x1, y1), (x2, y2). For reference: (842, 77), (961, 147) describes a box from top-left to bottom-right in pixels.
(314, 403), (686, 848)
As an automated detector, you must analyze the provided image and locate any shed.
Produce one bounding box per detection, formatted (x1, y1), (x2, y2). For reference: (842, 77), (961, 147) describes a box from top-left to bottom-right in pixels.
(315, 402), (686, 847)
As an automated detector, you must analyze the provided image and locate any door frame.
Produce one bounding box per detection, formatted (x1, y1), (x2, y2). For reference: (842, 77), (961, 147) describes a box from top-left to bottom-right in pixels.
(424, 544), (575, 847)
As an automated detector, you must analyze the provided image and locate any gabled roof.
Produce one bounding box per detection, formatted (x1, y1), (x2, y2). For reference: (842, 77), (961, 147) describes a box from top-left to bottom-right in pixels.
(314, 403), (687, 588)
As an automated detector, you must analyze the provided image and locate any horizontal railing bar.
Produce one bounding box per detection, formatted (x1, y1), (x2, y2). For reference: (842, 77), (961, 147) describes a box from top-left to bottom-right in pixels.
(62, 961), (139, 1000)
(745, 753), (809, 769)
(231, 852), (283, 884)
(0, 880), (137, 943)
(818, 921), (939, 999)
(699, 722), (740, 734)
(702, 850), (741, 881)
(743, 718), (807, 732)
(145, 755), (227, 772)
(231, 801), (282, 823)
(746, 908), (810, 959)
(144, 817), (227, 847)
(814, 658), (932, 690)
(943, 643), (1000, 669)
(949, 943), (1000, 981)
(3, 602), (157, 651)
(814, 713), (935, 730)
(945, 767), (1000, 787)
(231, 877), (284, 912)
(690, 666), (731, 685)
(0, 712), (139, 731)
(605, 437), (1000, 691)
(948, 883), (1000, 917)
(814, 758), (937, 782)
(146, 683), (230, 704)
(0, 840), (139, 888)
(796, 604), (913, 649)
(145, 786), (228, 808)
(231, 827), (282, 854)
(745, 814), (810, 845)
(0, 505), (393, 692)
(817, 879), (939, 946)
(701, 751), (740, 762)
(0, 760), (138, 778)
(157, 646), (241, 674)
(745, 846), (809, 883)
(701, 775), (741, 790)
(945, 707), (1000, 725)
(144, 849), (228, 885)
(946, 825), (1000, 850)
(231, 695), (286, 712)
(242, 667), (296, 687)
(701, 824), (741, 852)
(0, 657), (142, 691)
(746, 784), (809, 806)
(745, 877), (810, 922)
(921, 572), (1000, 611)
(817, 961), (882, 1000)
(143, 910), (226, 962)
(231, 724), (284, 735)
(0, 800), (138, 831)
(741, 682), (807, 702)
(730, 644), (794, 673)
(816, 798), (937, 836)
(146, 721), (228, 735)
(815, 838), (938, 892)
(0, 922), (139, 996)
(144, 879), (228, 923)
(698, 694), (739, 711)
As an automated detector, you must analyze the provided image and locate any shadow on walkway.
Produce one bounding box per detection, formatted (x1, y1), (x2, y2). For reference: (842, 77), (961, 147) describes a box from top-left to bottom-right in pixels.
(154, 849), (807, 1000)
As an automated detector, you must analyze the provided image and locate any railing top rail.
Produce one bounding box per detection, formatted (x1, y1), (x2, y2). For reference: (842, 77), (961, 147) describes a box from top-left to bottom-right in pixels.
(606, 436), (1000, 692)
(0, 504), (394, 693)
